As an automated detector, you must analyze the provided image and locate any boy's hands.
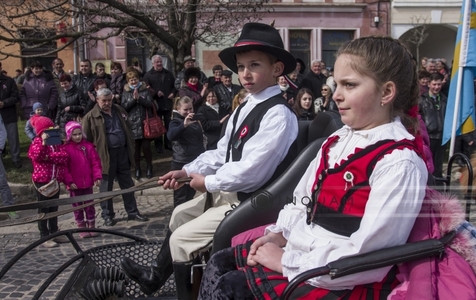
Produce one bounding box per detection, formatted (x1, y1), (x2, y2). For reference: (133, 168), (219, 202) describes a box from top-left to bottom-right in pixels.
(94, 179), (101, 187)
(70, 183), (78, 190)
(189, 173), (206, 193)
(159, 170), (188, 190)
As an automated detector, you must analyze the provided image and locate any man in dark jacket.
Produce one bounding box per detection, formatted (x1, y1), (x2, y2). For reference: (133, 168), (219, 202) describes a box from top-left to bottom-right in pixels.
(0, 62), (21, 168)
(213, 70), (242, 112)
(297, 59), (327, 100)
(73, 59), (97, 94)
(94, 62), (112, 87)
(82, 88), (149, 226)
(206, 64), (223, 88)
(52, 58), (66, 80)
(419, 73), (447, 178)
(143, 55), (176, 153)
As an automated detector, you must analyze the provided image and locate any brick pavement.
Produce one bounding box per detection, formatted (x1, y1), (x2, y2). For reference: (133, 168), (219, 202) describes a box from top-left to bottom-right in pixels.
(1, 161), (475, 299)
(0, 185), (176, 299)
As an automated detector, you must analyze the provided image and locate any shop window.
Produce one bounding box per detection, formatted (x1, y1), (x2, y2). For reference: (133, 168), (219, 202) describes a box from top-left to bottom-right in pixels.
(289, 30), (311, 75)
(321, 30), (355, 70)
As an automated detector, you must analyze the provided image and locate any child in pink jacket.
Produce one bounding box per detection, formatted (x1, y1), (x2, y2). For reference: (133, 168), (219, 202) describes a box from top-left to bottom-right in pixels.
(28, 116), (68, 248)
(63, 121), (102, 238)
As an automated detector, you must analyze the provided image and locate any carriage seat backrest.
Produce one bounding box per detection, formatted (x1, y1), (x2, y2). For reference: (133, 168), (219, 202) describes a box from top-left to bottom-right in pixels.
(211, 111), (344, 253)
(308, 110), (344, 143)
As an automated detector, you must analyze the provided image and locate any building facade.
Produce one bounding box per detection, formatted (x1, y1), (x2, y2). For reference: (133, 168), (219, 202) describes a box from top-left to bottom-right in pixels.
(0, 0), (461, 78)
(392, 0), (460, 65)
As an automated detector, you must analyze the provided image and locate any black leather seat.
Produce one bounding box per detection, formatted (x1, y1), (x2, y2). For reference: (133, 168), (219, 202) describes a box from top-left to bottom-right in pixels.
(211, 110), (344, 254)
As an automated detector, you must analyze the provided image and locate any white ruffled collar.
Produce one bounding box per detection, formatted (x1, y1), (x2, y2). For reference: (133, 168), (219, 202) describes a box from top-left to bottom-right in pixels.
(335, 117), (415, 143)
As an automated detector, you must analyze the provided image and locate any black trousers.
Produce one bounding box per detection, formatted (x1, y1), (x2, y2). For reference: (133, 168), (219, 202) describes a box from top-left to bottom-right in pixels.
(99, 146), (139, 219)
(198, 247), (254, 300)
(35, 182), (60, 237)
(430, 137), (447, 179)
(171, 161), (196, 207)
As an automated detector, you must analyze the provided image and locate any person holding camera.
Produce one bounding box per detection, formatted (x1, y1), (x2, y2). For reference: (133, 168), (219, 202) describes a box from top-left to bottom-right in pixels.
(167, 96), (205, 208)
(28, 116), (68, 248)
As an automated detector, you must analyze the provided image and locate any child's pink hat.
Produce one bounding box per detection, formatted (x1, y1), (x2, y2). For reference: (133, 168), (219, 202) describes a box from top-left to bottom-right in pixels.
(65, 121), (86, 141)
(31, 116), (53, 136)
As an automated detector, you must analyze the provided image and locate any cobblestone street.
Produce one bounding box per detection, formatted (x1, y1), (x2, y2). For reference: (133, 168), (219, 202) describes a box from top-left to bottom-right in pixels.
(0, 188), (175, 299)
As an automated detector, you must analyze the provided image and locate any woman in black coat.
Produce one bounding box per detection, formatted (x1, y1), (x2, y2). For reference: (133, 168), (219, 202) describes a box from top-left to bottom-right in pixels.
(168, 96), (205, 207)
(178, 67), (208, 112)
(110, 61), (127, 104)
(55, 74), (88, 137)
(292, 88), (316, 121)
(121, 70), (155, 179)
(197, 89), (230, 150)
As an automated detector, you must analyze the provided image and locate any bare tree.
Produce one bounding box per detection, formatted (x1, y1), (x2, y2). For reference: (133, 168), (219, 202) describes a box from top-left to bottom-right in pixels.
(0, 0), (270, 72)
(404, 15), (430, 66)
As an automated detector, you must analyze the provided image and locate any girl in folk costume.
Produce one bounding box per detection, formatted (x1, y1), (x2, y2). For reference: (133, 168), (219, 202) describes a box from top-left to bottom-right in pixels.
(199, 36), (430, 299)
(28, 116), (68, 248)
(63, 121), (102, 238)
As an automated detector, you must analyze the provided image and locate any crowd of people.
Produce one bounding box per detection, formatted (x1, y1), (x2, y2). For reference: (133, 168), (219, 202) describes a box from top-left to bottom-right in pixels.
(1, 20), (475, 299)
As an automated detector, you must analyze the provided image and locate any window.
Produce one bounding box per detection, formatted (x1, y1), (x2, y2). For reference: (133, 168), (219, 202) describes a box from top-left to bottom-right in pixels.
(20, 29), (57, 70)
(289, 30), (311, 75)
(321, 30), (355, 70)
(126, 38), (173, 72)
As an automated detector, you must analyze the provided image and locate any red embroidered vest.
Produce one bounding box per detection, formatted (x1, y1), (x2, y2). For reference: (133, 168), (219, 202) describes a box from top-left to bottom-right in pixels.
(306, 135), (417, 237)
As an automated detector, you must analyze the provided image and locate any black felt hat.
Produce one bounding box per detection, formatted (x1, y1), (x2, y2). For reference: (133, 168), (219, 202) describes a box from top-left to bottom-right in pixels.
(184, 67), (201, 82)
(219, 23), (296, 76)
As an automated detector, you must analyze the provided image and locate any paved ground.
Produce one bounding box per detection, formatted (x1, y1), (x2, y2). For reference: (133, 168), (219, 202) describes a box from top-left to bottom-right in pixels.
(1, 158), (475, 299)
(0, 183), (177, 299)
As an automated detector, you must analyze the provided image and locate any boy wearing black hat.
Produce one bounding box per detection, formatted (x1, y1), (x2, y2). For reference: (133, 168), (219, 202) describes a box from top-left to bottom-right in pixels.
(213, 69), (242, 112)
(120, 22), (298, 299)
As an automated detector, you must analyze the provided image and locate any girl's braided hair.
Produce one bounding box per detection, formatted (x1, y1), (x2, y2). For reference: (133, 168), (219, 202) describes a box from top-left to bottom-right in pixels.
(337, 36), (419, 133)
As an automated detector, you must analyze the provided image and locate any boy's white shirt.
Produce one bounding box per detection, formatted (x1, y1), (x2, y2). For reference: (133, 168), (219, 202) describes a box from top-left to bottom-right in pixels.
(184, 85), (298, 193)
(267, 118), (428, 289)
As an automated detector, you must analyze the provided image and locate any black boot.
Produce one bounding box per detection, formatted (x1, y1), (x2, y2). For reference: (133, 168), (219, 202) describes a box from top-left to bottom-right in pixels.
(120, 230), (174, 295)
(135, 168), (141, 180)
(173, 257), (201, 300)
(146, 165), (153, 179)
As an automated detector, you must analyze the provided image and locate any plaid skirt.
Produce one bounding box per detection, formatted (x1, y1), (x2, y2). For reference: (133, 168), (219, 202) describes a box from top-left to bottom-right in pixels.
(235, 240), (400, 300)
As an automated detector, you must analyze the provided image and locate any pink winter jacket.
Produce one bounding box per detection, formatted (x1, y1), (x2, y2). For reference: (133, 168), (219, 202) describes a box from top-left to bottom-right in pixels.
(28, 138), (68, 184)
(63, 140), (102, 189)
(389, 189), (476, 299)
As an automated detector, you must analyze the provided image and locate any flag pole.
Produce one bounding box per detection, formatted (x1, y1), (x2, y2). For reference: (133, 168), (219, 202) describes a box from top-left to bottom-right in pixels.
(449, 69), (464, 157)
(448, 0), (471, 157)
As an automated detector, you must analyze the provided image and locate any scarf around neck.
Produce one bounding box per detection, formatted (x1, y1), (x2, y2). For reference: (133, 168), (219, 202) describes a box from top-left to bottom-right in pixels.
(206, 101), (220, 113)
(187, 82), (198, 92)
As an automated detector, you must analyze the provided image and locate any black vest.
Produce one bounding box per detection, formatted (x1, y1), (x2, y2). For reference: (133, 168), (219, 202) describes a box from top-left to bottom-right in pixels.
(226, 95), (295, 201)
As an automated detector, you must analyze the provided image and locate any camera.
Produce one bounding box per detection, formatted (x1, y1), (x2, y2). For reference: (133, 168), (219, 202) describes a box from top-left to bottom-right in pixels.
(191, 113), (205, 121)
(44, 128), (62, 145)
